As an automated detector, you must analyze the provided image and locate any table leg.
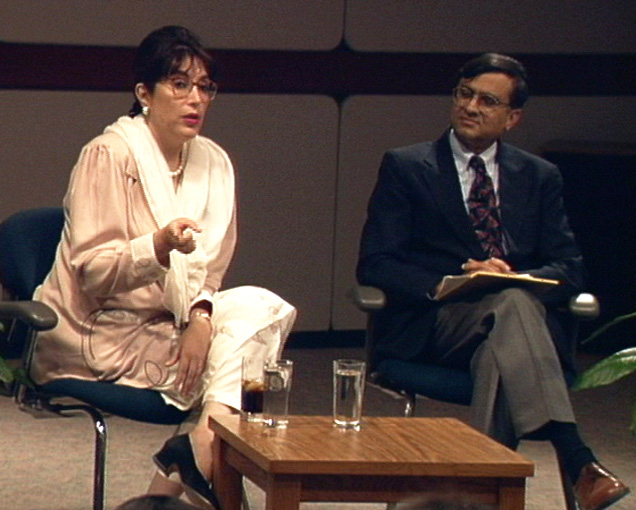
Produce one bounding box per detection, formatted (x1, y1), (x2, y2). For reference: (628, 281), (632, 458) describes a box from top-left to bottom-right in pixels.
(212, 437), (242, 510)
(265, 475), (301, 510)
(499, 478), (526, 510)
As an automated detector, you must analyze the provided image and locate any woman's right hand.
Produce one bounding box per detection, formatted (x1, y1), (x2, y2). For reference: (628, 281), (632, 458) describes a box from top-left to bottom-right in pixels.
(166, 316), (212, 397)
(153, 218), (201, 267)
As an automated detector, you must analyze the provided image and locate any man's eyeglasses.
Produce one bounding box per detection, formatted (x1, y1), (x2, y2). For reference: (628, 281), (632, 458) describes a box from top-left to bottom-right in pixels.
(452, 85), (510, 111)
(164, 75), (218, 102)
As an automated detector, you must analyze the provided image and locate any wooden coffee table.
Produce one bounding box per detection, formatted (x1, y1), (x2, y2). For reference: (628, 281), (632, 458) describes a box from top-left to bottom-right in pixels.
(210, 415), (534, 510)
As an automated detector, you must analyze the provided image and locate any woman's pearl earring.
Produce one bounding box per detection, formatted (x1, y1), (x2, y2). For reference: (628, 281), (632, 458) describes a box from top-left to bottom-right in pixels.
(142, 105), (149, 116)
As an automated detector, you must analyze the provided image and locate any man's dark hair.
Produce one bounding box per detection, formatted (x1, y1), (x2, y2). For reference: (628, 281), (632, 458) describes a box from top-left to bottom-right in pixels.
(456, 53), (529, 109)
(401, 495), (495, 510)
(115, 495), (200, 510)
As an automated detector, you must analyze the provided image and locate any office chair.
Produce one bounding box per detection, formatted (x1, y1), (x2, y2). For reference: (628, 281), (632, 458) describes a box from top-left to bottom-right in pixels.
(349, 284), (600, 510)
(0, 208), (189, 510)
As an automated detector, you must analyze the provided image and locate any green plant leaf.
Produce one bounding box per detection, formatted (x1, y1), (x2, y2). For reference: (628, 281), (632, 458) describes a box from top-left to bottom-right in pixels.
(581, 310), (636, 345)
(0, 355), (15, 384)
(574, 347), (636, 390)
(13, 367), (34, 388)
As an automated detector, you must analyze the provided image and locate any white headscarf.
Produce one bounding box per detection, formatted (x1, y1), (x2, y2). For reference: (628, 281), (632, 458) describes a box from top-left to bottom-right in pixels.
(105, 115), (234, 325)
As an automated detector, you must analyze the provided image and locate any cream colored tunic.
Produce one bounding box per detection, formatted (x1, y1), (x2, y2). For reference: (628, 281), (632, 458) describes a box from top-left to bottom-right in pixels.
(31, 128), (296, 411)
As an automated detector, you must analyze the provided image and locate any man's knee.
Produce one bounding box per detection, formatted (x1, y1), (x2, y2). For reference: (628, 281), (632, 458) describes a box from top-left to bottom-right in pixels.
(492, 287), (545, 316)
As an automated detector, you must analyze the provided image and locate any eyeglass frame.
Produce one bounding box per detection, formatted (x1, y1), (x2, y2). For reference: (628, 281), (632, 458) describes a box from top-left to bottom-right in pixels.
(163, 74), (219, 102)
(452, 84), (512, 111)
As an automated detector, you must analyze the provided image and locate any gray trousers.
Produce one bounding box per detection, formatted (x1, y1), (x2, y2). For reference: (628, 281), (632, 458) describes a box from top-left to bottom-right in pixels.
(433, 288), (575, 448)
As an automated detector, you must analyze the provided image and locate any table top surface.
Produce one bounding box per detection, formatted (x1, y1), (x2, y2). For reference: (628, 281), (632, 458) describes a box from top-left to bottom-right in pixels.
(210, 415), (534, 477)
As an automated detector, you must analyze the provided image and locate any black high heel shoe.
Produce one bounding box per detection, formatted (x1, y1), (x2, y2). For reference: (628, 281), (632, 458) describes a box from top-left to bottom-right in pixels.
(153, 434), (222, 509)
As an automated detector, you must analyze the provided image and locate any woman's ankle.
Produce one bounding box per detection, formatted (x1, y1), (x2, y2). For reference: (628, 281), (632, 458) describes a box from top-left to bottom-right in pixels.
(190, 426), (214, 480)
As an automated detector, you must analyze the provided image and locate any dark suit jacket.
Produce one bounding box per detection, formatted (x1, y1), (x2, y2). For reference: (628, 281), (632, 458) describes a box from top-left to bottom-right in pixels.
(357, 131), (585, 377)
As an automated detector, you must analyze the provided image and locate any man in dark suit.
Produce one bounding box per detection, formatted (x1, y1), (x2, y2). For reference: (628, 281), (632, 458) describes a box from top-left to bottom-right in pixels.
(357, 53), (629, 510)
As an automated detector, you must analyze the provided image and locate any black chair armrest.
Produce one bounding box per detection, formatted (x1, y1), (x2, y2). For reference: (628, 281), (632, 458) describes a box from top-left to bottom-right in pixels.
(0, 300), (58, 331)
(348, 285), (386, 311)
(568, 293), (600, 320)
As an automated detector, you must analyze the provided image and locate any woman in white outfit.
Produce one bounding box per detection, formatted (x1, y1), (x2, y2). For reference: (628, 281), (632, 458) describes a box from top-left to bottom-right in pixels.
(31, 26), (296, 508)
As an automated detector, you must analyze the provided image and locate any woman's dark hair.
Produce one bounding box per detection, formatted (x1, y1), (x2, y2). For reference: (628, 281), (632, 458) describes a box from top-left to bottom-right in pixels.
(455, 53), (529, 109)
(129, 25), (214, 116)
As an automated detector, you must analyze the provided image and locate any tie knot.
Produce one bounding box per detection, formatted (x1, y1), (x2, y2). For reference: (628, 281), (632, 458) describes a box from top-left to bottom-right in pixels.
(469, 156), (486, 174)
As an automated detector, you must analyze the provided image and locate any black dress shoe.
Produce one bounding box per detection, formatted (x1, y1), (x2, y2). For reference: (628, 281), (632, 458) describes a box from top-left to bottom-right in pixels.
(574, 462), (630, 510)
(153, 434), (221, 509)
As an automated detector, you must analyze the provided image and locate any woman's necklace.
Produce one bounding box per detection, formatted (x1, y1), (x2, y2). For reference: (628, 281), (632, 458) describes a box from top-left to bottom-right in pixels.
(167, 145), (187, 178)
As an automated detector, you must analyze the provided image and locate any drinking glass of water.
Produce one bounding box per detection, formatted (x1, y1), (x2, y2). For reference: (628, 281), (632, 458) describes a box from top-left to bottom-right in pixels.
(332, 359), (366, 430)
(262, 359), (294, 428)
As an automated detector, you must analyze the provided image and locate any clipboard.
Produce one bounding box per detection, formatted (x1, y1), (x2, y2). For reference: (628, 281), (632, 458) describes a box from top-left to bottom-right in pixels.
(435, 271), (560, 301)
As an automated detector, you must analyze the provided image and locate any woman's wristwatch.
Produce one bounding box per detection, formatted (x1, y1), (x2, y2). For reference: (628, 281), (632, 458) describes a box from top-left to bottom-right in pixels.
(190, 309), (212, 321)
(189, 304), (213, 326)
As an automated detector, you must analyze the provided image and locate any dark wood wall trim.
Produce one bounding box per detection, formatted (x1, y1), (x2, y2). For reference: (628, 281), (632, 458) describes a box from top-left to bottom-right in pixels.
(1, 41), (634, 97)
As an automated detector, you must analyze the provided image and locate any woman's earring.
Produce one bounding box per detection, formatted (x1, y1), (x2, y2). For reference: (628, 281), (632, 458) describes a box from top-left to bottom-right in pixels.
(142, 105), (149, 116)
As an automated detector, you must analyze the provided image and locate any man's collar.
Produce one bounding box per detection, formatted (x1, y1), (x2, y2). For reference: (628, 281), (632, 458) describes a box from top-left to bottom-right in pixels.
(449, 129), (498, 170)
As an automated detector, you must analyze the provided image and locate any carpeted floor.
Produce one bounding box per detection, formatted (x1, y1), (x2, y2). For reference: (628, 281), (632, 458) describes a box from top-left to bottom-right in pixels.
(0, 347), (633, 510)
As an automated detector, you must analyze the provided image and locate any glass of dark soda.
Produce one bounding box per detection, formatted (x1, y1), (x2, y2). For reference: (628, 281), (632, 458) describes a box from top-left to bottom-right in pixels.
(241, 356), (266, 421)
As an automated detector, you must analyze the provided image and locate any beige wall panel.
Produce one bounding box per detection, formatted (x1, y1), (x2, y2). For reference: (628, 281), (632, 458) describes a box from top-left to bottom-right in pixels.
(332, 95), (636, 330)
(0, 91), (132, 219)
(201, 94), (339, 331)
(2, 0), (344, 50)
(1, 91), (338, 331)
(503, 97), (636, 150)
(345, 0), (636, 53)
(333, 96), (449, 331)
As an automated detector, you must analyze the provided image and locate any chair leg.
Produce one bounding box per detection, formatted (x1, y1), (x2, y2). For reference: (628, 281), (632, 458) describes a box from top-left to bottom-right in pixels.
(403, 391), (416, 418)
(242, 481), (251, 510)
(53, 403), (108, 510)
(557, 452), (577, 510)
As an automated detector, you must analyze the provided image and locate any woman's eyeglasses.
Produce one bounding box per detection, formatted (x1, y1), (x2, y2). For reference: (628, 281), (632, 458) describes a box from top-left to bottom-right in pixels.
(164, 75), (218, 102)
